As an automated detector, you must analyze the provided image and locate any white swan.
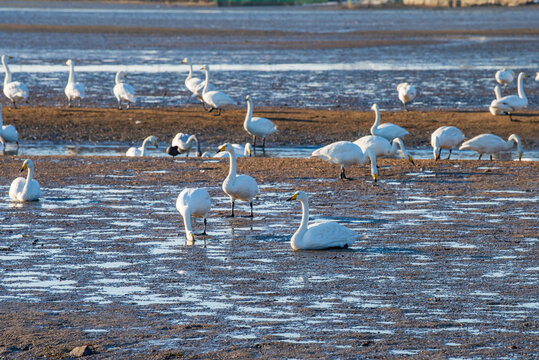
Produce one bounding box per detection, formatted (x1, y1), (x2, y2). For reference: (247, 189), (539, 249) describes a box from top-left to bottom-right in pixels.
(64, 59), (85, 107)
(113, 71), (137, 110)
(214, 143), (253, 158)
(9, 159), (41, 201)
(200, 65), (236, 115)
(171, 133), (202, 157)
(489, 85), (505, 116)
(2, 55), (29, 108)
(370, 103), (409, 141)
(243, 95), (277, 149)
(459, 134), (523, 161)
(354, 135), (414, 165)
(311, 141), (378, 181)
(431, 126), (466, 160)
(217, 143), (259, 217)
(397, 82), (417, 110)
(489, 72), (528, 121)
(495, 68), (515, 87)
(535, 72), (539, 81)
(286, 191), (359, 251)
(181, 58), (215, 102)
(176, 188), (211, 246)
(126, 135), (158, 157)
(0, 103), (19, 153)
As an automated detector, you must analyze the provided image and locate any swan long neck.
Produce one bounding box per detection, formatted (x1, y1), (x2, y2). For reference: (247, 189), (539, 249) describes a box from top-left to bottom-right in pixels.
(23, 165), (35, 193)
(186, 61), (193, 80)
(506, 134), (522, 153)
(202, 69), (210, 95)
(115, 72), (122, 85)
(226, 150), (238, 181)
(494, 85), (501, 100)
(292, 198), (310, 247)
(244, 98), (253, 126)
(2, 56), (11, 85)
(370, 106), (380, 133)
(182, 208), (193, 237)
(188, 135), (201, 156)
(0, 109), (3, 127)
(140, 137), (152, 156)
(517, 73), (526, 100)
(67, 63), (75, 84)
(391, 138), (407, 156)
(365, 149), (378, 178)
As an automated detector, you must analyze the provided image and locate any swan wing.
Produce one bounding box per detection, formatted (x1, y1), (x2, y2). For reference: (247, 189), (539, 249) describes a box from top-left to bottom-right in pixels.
(204, 90), (235, 108)
(9, 177), (26, 200)
(1, 124), (19, 142)
(24, 179), (41, 201)
(248, 117), (278, 137)
(301, 222), (359, 250)
(4, 81), (29, 99)
(311, 141), (362, 166)
(460, 134), (504, 153)
(185, 77), (203, 94)
(490, 95), (527, 112)
(231, 174), (259, 201)
(353, 135), (390, 157)
(65, 82), (85, 99)
(114, 83), (136, 102)
(374, 123), (409, 140)
(126, 146), (139, 157)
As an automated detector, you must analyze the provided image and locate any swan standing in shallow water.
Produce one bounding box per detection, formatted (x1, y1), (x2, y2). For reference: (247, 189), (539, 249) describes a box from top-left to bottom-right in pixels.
(243, 95), (277, 149)
(397, 82), (416, 110)
(2, 55), (29, 108)
(495, 68), (515, 87)
(431, 126), (466, 160)
(459, 134), (523, 161)
(217, 143), (259, 217)
(113, 71), (137, 110)
(171, 133), (202, 157)
(311, 141), (378, 181)
(370, 103), (409, 141)
(489, 85), (505, 116)
(9, 159), (41, 201)
(181, 58), (215, 103)
(214, 143), (252, 158)
(354, 135), (415, 165)
(176, 188), (211, 246)
(64, 59), (85, 107)
(200, 65), (236, 115)
(489, 72), (528, 121)
(126, 135), (158, 157)
(286, 191), (359, 251)
(0, 103), (19, 153)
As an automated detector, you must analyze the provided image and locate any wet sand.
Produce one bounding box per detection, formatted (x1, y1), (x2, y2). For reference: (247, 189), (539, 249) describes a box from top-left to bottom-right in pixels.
(4, 106), (539, 149)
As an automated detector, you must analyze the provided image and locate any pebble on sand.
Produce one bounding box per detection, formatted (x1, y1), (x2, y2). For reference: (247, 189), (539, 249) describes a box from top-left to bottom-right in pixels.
(69, 345), (94, 357)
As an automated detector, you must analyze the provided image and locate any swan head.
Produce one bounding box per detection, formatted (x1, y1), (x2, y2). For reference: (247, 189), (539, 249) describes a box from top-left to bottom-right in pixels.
(65, 59), (73, 66)
(186, 231), (195, 244)
(2, 55), (12, 62)
(147, 135), (158, 148)
(20, 159), (34, 172)
(371, 103), (379, 111)
(200, 64), (209, 71)
(397, 82), (408, 91)
(181, 58), (189, 64)
(286, 191), (308, 202)
(407, 155), (415, 165)
(217, 143), (234, 154)
(245, 143), (253, 157)
(508, 134), (523, 161)
(245, 95), (251, 101)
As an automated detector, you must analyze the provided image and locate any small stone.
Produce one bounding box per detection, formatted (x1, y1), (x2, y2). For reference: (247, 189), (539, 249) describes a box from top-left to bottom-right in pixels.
(69, 345), (93, 357)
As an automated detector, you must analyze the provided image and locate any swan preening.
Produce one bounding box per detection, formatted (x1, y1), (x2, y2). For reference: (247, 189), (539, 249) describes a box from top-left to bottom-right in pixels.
(286, 191), (359, 251)
(0, 103), (19, 153)
(489, 85), (505, 116)
(397, 82), (417, 110)
(171, 133), (202, 157)
(214, 143), (253, 158)
(176, 188), (211, 246)
(354, 135), (414, 165)
(370, 103), (409, 141)
(311, 141), (378, 182)
(495, 68), (515, 87)
(9, 159), (41, 201)
(65, 59), (85, 107)
(126, 135), (158, 157)
(431, 126), (466, 160)
(489, 72), (528, 121)
(113, 71), (137, 110)
(200, 65), (236, 115)
(217, 143), (259, 217)
(182, 58), (215, 103)
(460, 133), (523, 161)
(2, 55), (29, 108)
(244, 95), (277, 149)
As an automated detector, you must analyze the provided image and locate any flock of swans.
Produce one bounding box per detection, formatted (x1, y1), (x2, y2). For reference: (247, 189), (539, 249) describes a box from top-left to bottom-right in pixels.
(2, 55), (534, 250)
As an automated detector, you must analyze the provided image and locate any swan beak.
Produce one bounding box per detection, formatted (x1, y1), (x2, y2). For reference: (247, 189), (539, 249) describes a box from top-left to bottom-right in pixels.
(245, 95), (250, 101)
(286, 193), (298, 201)
(154, 141), (158, 148)
(248, 148), (252, 157)
(19, 163), (27, 172)
(181, 59), (187, 64)
(8, 56), (13, 60)
(373, 173), (377, 182)
(435, 153), (440, 161)
(217, 145), (226, 153)
(200, 65), (206, 70)
(524, 74), (529, 78)
(408, 155), (415, 165)
(519, 152), (522, 161)
(187, 232), (195, 243)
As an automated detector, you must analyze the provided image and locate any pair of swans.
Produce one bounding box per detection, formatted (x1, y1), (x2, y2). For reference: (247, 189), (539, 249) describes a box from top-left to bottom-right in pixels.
(9, 159), (41, 201)
(176, 188), (211, 247)
(397, 82), (416, 110)
(0, 103), (19, 153)
(2, 55), (29, 108)
(113, 71), (137, 110)
(65, 59), (85, 107)
(489, 72), (528, 121)
(200, 65), (236, 115)
(460, 134), (523, 161)
(244, 95), (278, 149)
(182, 58), (215, 104)
(217, 143), (259, 217)
(126, 135), (158, 157)
(431, 126), (466, 160)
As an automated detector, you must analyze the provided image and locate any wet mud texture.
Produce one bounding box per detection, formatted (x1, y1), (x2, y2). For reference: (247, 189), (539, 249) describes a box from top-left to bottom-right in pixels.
(4, 106), (539, 149)
(0, 157), (537, 359)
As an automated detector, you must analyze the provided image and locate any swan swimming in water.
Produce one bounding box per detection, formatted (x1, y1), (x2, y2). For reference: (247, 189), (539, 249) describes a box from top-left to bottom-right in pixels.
(370, 103), (409, 141)
(200, 65), (236, 115)
(459, 133), (523, 161)
(243, 95), (277, 149)
(495, 68), (515, 87)
(489, 85), (505, 116)
(0, 103), (19, 153)
(181, 58), (215, 104)
(286, 191), (359, 251)
(217, 143), (259, 217)
(397, 82), (417, 110)
(9, 159), (41, 202)
(2, 55), (29, 108)
(126, 135), (158, 157)
(113, 71), (137, 110)
(176, 188), (211, 246)
(354, 135), (415, 165)
(431, 126), (466, 160)
(64, 59), (85, 107)
(171, 133), (202, 157)
(311, 141), (378, 182)
(489, 72), (528, 121)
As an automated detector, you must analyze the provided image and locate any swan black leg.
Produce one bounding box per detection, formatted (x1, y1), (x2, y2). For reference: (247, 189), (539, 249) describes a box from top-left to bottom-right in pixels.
(447, 149), (452, 160)
(217, 108), (221, 116)
(252, 135), (256, 148)
(250, 201), (254, 218)
(203, 218), (207, 235)
(262, 137), (266, 150)
(490, 154), (493, 161)
(340, 167), (348, 180)
(117, 100), (122, 110)
(478, 153), (482, 160)
(509, 113), (515, 121)
(12, 100), (17, 109)
(230, 200), (235, 217)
